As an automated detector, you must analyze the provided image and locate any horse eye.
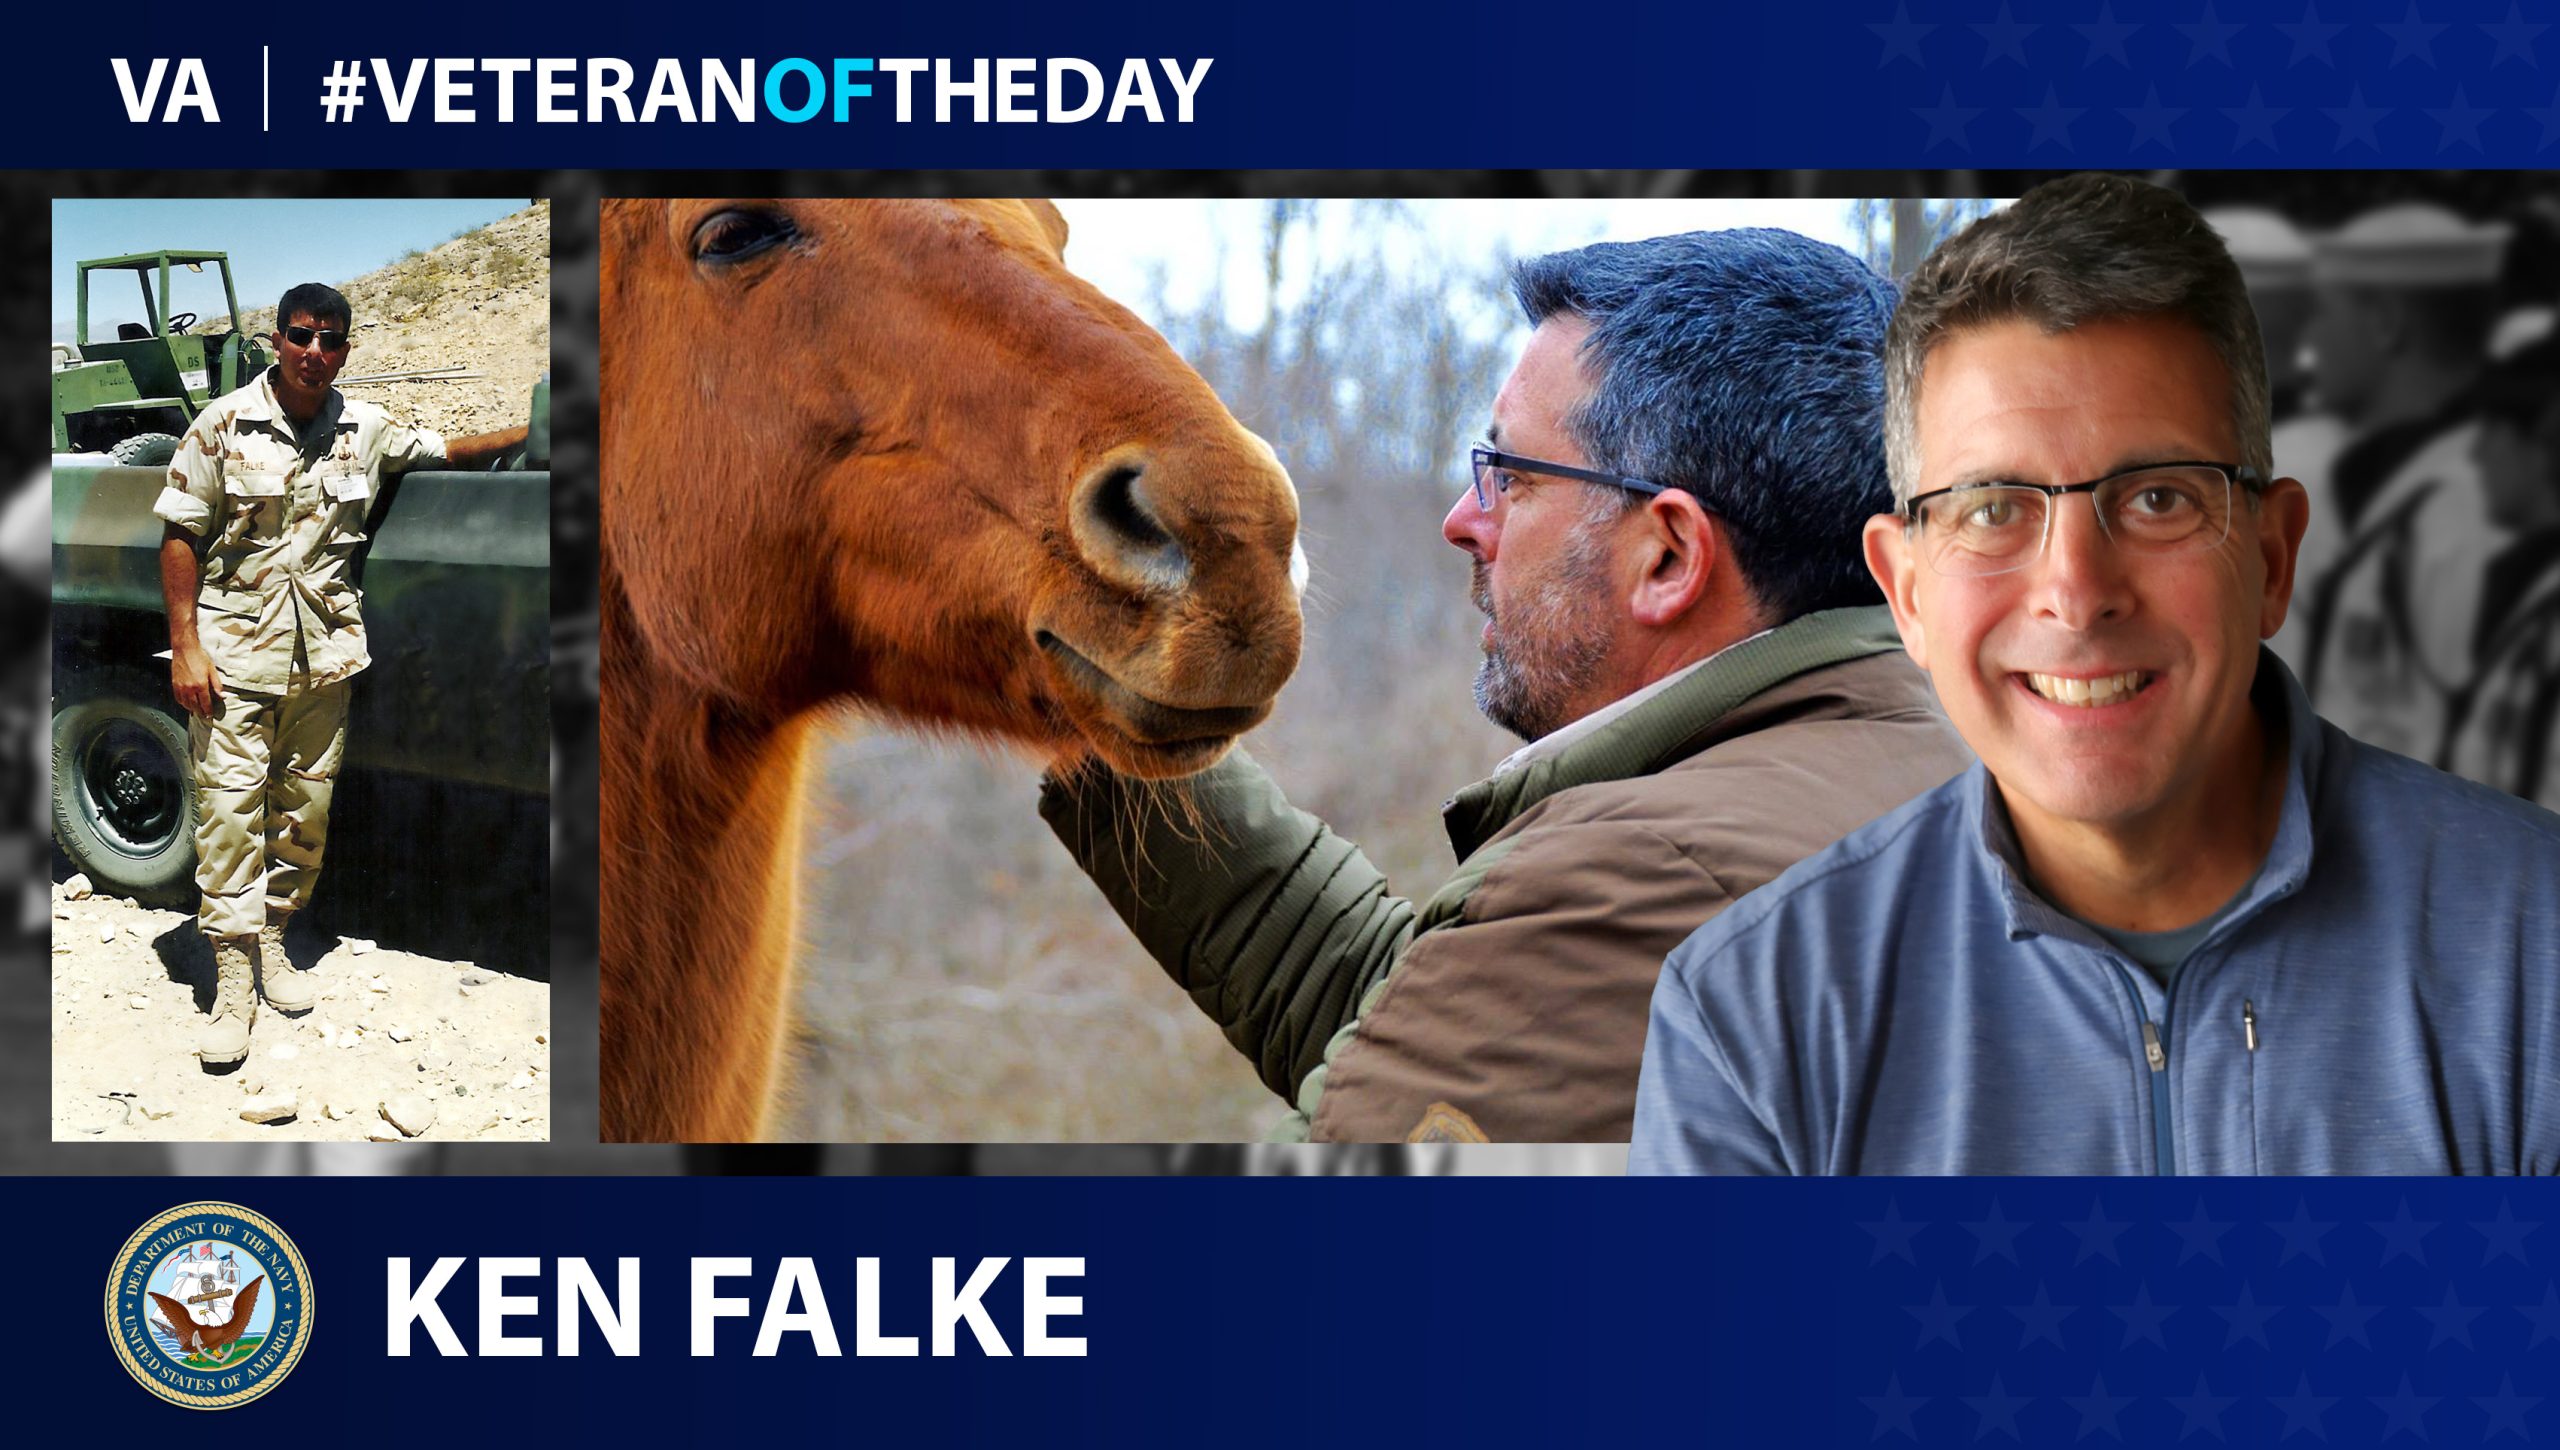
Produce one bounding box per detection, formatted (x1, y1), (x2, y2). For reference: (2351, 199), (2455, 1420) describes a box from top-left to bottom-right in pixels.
(692, 208), (794, 264)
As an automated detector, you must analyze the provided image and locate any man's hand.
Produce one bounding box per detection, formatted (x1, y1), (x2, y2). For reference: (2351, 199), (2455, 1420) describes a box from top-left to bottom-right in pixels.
(172, 641), (222, 718)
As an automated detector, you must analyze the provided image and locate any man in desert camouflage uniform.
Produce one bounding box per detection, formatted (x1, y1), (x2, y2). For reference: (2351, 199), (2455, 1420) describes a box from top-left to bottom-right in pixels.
(155, 282), (523, 1068)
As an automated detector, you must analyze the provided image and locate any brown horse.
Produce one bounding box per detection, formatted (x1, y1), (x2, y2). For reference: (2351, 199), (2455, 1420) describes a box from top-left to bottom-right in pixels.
(599, 199), (1305, 1142)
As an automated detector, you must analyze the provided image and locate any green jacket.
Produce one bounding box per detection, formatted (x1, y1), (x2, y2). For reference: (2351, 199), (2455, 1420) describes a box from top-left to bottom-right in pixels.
(1039, 605), (1972, 1142)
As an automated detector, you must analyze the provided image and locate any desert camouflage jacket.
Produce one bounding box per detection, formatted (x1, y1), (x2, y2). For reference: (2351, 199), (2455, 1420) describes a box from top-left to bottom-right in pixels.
(153, 368), (445, 691)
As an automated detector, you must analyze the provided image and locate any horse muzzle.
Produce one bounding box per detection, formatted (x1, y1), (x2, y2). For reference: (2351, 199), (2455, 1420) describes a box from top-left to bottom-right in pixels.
(1034, 631), (1275, 776)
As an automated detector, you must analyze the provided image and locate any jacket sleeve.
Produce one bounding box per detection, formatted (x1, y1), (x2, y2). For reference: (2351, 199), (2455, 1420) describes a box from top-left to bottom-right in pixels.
(378, 416), (450, 475)
(152, 410), (226, 536)
(1628, 941), (1791, 1175)
(1038, 748), (1415, 1102)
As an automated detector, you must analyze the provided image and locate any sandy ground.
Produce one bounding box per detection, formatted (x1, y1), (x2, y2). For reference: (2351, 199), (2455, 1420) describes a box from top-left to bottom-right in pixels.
(49, 878), (549, 1144)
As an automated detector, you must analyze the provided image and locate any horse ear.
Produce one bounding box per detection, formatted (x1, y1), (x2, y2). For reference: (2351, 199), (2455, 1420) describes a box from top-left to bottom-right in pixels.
(1026, 200), (1070, 257)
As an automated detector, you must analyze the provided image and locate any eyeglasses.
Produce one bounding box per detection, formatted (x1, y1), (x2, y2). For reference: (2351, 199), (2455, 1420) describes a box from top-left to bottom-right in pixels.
(279, 325), (350, 352)
(1902, 462), (2264, 578)
(1468, 445), (1669, 512)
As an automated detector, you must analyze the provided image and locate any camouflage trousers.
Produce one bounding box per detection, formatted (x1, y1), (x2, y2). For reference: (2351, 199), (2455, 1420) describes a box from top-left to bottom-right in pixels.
(188, 676), (351, 938)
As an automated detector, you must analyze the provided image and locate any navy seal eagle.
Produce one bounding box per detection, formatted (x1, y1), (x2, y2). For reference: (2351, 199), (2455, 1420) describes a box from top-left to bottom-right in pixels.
(149, 1274), (264, 1363)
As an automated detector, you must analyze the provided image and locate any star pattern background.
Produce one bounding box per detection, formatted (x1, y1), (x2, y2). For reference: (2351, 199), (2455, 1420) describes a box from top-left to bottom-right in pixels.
(1842, 1183), (2552, 1444)
(1871, 0), (2556, 161)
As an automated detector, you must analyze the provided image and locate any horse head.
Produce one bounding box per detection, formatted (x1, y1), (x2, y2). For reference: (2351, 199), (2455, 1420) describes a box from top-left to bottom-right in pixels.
(601, 197), (1304, 777)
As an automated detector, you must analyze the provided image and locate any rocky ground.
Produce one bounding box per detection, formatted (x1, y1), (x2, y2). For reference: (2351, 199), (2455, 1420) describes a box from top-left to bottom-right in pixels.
(210, 199), (551, 440)
(49, 876), (549, 1144)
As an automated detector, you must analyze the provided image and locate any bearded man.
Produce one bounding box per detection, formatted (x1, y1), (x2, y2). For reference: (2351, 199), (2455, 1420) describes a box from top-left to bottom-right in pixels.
(1043, 228), (1970, 1143)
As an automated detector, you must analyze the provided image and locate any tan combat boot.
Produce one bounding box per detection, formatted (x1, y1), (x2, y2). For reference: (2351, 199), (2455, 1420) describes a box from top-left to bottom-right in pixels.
(258, 911), (316, 1014)
(198, 935), (258, 1067)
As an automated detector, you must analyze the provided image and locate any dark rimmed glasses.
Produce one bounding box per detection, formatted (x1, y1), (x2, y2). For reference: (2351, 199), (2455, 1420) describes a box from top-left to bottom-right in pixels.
(1468, 445), (1669, 512)
(1902, 462), (2265, 578)
(280, 324), (350, 353)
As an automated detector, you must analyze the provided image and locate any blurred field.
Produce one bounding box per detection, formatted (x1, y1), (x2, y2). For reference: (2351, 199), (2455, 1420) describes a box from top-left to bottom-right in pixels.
(777, 202), (1525, 1141)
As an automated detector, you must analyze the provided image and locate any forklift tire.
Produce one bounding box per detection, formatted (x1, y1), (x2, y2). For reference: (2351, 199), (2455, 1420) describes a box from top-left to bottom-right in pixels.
(52, 692), (198, 904)
(109, 433), (181, 468)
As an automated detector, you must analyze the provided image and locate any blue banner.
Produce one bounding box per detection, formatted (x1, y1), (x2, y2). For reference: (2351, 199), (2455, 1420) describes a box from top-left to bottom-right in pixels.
(10, 0), (2558, 169)
(21, 1175), (2560, 1441)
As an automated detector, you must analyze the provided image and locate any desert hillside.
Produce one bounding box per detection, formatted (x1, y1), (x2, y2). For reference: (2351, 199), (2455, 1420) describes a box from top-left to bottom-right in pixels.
(214, 200), (550, 440)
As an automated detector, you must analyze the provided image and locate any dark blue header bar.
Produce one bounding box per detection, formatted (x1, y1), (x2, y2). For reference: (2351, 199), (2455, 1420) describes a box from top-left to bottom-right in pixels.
(19, 0), (2560, 170)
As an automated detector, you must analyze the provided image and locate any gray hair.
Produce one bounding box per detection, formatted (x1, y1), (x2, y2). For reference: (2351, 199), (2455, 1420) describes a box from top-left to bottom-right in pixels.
(1883, 174), (2273, 507)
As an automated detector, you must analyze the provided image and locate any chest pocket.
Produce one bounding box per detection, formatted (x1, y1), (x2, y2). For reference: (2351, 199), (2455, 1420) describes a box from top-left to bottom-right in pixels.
(218, 469), (288, 543)
(320, 463), (371, 505)
(315, 461), (373, 546)
(224, 469), (286, 502)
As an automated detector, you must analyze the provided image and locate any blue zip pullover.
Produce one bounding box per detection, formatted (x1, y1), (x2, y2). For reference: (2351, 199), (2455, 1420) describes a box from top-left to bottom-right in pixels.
(1631, 653), (2560, 1175)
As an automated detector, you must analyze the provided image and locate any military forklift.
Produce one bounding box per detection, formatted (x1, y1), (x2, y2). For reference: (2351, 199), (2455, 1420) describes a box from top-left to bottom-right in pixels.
(51, 250), (271, 465)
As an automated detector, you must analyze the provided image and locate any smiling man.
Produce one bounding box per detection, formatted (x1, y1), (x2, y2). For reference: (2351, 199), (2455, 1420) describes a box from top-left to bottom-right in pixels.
(1043, 229), (1971, 1142)
(155, 282), (525, 1068)
(1631, 175), (2560, 1175)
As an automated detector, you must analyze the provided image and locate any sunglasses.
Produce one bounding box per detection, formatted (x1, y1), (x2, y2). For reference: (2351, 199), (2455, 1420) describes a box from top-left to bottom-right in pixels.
(280, 324), (350, 352)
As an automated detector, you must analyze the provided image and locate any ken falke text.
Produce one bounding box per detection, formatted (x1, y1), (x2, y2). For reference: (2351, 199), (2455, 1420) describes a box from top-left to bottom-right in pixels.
(386, 1257), (1087, 1357)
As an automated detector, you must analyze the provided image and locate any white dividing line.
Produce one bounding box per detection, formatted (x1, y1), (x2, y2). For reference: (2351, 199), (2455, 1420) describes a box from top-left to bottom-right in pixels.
(262, 45), (269, 132)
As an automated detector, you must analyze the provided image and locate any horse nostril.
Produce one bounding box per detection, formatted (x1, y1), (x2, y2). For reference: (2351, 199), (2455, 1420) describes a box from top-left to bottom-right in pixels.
(1093, 466), (1169, 548)
(1078, 462), (1191, 590)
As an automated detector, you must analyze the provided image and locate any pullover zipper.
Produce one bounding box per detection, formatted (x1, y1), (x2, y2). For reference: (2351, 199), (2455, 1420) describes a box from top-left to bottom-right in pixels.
(2109, 964), (2175, 1176)
(2140, 1019), (2172, 1175)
